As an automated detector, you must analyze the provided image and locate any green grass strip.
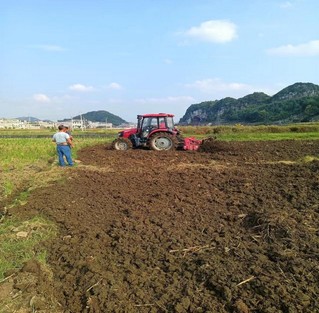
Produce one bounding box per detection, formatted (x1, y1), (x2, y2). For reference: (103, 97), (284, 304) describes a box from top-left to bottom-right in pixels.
(0, 216), (57, 280)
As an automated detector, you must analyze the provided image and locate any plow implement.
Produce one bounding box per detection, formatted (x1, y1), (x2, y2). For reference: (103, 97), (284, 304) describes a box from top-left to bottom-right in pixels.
(182, 137), (203, 151)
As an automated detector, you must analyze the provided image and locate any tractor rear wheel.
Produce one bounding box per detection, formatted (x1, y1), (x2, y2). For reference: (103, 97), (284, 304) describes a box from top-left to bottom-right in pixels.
(112, 138), (132, 150)
(149, 132), (177, 151)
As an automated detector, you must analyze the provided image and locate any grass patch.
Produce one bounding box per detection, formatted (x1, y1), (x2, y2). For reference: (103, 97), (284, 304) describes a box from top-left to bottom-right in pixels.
(300, 155), (319, 163)
(0, 137), (112, 199)
(0, 137), (112, 171)
(180, 131), (319, 141)
(11, 190), (30, 207)
(179, 122), (319, 136)
(0, 138), (56, 170)
(0, 216), (57, 280)
(3, 181), (14, 198)
(216, 131), (319, 141)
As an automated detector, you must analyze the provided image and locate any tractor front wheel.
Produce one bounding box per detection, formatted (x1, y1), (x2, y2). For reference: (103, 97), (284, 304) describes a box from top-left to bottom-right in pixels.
(112, 138), (132, 150)
(149, 132), (176, 151)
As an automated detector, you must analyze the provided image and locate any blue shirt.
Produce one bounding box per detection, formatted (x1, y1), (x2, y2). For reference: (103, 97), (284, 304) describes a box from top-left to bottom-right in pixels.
(53, 132), (70, 144)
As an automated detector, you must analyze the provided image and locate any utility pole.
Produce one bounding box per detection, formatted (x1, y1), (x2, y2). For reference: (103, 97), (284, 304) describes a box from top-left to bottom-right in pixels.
(80, 114), (84, 131)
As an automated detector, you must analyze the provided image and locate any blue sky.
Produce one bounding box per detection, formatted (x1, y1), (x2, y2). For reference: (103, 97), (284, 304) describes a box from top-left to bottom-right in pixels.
(1, 0), (318, 122)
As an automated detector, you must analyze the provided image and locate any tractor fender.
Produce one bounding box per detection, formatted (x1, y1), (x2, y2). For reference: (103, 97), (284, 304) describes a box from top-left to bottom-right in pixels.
(148, 128), (175, 136)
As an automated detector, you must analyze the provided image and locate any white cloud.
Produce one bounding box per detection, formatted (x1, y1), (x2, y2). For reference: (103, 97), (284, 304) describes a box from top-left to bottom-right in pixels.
(32, 44), (66, 52)
(184, 20), (237, 43)
(279, 1), (293, 9)
(132, 96), (196, 120)
(267, 40), (319, 56)
(106, 82), (123, 90)
(134, 96), (195, 105)
(164, 58), (173, 64)
(33, 93), (50, 102)
(185, 78), (253, 94)
(69, 84), (94, 92)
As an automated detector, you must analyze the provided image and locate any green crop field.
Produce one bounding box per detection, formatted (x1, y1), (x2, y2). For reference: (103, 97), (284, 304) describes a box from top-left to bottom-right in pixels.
(0, 137), (111, 170)
(0, 135), (112, 202)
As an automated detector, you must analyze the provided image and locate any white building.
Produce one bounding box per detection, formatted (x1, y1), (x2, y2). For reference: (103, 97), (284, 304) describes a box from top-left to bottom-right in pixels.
(38, 121), (57, 128)
(88, 121), (113, 129)
(60, 119), (89, 130)
(0, 118), (25, 129)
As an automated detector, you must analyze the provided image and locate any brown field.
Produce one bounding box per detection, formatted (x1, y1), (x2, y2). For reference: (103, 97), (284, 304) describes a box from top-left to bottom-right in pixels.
(2, 140), (319, 312)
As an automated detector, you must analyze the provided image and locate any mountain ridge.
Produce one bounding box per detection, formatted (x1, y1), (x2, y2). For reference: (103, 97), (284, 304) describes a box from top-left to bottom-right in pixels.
(179, 82), (319, 125)
(60, 110), (128, 126)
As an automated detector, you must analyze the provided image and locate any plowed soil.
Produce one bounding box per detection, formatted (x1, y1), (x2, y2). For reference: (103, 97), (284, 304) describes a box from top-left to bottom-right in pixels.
(7, 140), (319, 312)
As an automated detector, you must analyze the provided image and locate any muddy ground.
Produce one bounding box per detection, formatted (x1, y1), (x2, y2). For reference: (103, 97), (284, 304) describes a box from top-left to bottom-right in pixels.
(3, 140), (319, 312)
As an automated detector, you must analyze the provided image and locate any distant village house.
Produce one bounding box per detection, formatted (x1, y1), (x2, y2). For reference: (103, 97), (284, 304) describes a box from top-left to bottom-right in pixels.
(0, 117), (118, 130)
(0, 118), (56, 129)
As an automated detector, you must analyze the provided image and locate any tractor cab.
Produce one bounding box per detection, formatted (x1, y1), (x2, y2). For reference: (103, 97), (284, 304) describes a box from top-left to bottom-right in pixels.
(137, 113), (175, 139)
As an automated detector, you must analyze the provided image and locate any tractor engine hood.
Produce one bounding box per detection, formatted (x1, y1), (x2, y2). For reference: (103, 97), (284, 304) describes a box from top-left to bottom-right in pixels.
(119, 128), (138, 138)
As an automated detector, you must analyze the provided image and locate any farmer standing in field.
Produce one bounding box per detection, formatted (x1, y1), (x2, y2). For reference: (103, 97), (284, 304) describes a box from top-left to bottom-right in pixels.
(52, 125), (74, 167)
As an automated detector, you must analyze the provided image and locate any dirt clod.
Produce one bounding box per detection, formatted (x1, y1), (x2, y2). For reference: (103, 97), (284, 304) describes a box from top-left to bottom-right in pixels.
(234, 299), (250, 313)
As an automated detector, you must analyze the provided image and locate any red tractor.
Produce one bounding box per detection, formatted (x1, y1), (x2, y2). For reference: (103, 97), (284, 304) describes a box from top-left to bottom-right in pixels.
(112, 113), (202, 151)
